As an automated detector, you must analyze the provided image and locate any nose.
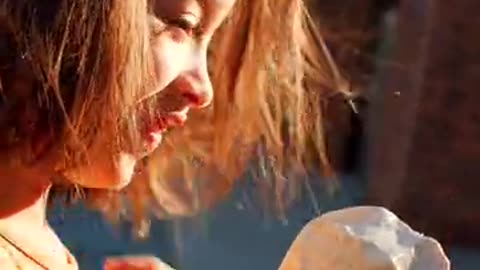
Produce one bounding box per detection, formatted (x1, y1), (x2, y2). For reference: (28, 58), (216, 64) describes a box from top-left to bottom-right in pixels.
(178, 54), (213, 109)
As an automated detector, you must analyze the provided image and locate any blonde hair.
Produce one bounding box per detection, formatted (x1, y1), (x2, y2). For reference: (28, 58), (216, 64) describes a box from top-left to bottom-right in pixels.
(119, 0), (343, 232)
(0, 0), (342, 234)
(0, 0), (152, 169)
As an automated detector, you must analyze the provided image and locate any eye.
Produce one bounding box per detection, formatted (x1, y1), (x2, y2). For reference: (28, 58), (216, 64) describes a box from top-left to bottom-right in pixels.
(148, 15), (197, 42)
(167, 17), (197, 36)
(165, 13), (201, 41)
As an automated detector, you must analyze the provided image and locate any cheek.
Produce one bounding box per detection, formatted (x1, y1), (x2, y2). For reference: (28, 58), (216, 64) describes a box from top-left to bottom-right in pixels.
(151, 37), (190, 91)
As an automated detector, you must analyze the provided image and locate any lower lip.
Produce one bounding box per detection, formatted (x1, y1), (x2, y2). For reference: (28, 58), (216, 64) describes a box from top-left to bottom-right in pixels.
(144, 131), (163, 152)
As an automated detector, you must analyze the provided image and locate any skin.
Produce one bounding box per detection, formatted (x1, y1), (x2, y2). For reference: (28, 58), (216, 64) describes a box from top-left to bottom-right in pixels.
(0, 0), (236, 269)
(71, 0), (236, 190)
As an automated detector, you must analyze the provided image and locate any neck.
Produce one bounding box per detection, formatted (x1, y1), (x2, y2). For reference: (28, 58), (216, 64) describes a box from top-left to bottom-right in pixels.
(0, 170), (78, 270)
(0, 166), (52, 230)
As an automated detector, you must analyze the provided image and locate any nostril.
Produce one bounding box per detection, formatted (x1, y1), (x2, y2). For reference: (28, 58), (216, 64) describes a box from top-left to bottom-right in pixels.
(182, 91), (211, 108)
(177, 73), (213, 108)
(182, 92), (201, 106)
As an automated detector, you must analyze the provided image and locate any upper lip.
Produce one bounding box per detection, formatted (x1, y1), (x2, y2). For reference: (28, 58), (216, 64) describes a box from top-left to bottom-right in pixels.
(164, 111), (187, 128)
(151, 108), (189, 132)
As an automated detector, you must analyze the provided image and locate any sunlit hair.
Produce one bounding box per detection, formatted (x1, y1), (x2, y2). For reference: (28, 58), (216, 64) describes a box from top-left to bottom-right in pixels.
(0, 0), (343, 235)
(120, 0), (344, 232)
(0, 0), (152, 170)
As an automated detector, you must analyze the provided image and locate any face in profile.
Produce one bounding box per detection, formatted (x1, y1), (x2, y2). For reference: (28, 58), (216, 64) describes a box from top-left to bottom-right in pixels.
(68, 0), (236, 189)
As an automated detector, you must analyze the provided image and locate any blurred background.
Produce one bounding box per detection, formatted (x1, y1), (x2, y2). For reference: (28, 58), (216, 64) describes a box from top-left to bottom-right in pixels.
(49, 0), (480, 269)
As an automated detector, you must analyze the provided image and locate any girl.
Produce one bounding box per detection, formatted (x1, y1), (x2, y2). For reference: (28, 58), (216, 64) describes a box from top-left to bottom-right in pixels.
(0, 0), (339, 269)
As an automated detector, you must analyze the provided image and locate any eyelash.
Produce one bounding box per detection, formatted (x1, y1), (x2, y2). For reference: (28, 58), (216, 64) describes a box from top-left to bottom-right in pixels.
(149, 15), (200, 42)
(166, 17), (196, 36)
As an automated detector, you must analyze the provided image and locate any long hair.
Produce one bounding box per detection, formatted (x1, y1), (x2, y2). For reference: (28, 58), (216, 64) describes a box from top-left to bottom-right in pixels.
(0, 0), (343, 235)
(115, 0), (343, 233)
(0, 0), (152, 171)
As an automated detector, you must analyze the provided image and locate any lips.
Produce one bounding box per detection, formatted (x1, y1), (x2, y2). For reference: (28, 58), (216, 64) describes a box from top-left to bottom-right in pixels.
(142, 110), (188, 153)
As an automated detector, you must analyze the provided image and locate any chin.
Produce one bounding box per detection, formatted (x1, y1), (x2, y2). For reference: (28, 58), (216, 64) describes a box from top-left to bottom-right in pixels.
(69, 152), (139, 190)
(106, 152), (139, 190)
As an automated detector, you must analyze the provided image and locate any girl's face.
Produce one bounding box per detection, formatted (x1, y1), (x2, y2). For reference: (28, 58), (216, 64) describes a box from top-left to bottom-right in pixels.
(68, 0), (236, 189)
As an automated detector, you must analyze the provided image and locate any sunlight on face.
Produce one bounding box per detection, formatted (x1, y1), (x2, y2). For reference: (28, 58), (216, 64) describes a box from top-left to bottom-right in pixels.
(70, 0), (237, 189)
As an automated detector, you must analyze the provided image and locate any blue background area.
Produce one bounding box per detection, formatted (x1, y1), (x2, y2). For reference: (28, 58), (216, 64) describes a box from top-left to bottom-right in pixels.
(49, 175), (480, 270)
